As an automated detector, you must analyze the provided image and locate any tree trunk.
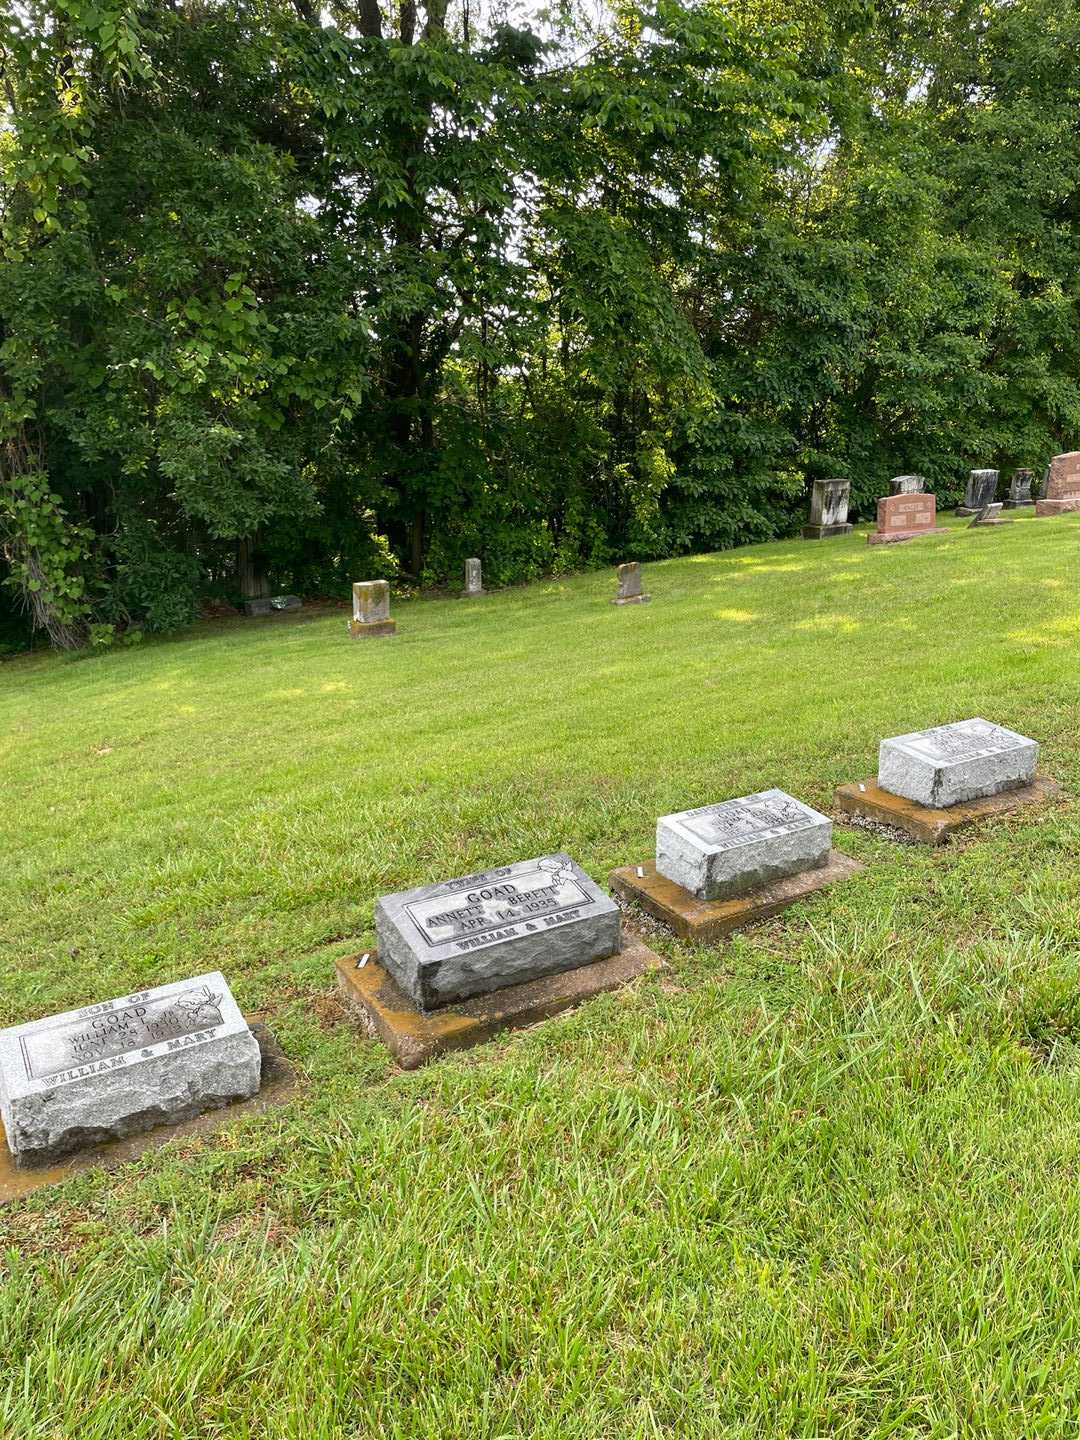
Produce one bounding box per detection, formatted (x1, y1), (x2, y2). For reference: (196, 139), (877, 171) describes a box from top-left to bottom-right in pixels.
(236, 533), (271, 602)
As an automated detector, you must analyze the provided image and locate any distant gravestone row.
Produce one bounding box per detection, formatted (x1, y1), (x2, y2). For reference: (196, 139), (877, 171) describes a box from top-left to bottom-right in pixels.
(799, 452), (1079, 547)
(1, 712), (1059, 1177)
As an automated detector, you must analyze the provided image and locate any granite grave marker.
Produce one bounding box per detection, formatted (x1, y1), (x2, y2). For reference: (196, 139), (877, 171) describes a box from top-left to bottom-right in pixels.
(375, 855), (621, 1010)
(888, 475), (926, 495)
(868, 492), (947, 545)
(348, 580), (396, 638)
(957, 468), (999, 516)
(1036, 451), (1080, 515)
(802, 478), (853, 539)
(878, 718), (1037, 808)
(656, 789), (832, 901)
(0, 972), (260, 1167)
(463, 558), (484, 596)
(1005, 469), (1034, 508)
(613, 562), (650, 605)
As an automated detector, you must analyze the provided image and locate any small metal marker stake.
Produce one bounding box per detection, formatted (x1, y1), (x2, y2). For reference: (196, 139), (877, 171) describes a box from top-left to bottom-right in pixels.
(356, 952), (370, 970)
(636, 866), (646, 879)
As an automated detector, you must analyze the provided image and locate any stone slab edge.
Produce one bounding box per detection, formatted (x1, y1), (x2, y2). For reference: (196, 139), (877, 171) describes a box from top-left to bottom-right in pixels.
(867, 528), (949, 546)
(833, 775), (1061, 845)
(609, 851), (864, 943)
(611, 594), (652, 605)
(1036, 499), (1080, 516)
(348, 619), (397, 638)
(0, 1022), (296, 1204)
(335, 937), (665, 1070)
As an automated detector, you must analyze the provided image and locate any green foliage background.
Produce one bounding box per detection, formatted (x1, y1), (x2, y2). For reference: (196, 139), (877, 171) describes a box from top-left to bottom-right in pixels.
(2, 0), (1079, 646)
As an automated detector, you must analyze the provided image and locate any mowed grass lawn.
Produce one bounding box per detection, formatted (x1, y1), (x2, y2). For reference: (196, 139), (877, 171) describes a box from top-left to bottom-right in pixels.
(5, 513), (1080, 1438)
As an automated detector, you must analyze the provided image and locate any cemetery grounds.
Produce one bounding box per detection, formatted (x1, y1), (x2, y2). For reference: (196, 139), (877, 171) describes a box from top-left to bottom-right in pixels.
(3, 513), (1080, 1437)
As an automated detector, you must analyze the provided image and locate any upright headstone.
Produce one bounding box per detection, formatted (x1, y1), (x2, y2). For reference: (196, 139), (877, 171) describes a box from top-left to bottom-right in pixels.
(957, 469), (999, 516)
(1004, 469), (1035, 508)
(0, 973), (260, 1168)
(802, 479), (853, 540)
(375, 855), (621, 1010)
(612, 562), (651, 605)
(462, 558), (484, 596)
(878, 718), (1037, 808)
(888, 475), (926, 495)
(868, 493), (947, 545)
(656, 790), (832, 901)
(348, 580), (396, 638)
(1035, 452), (1080, 515)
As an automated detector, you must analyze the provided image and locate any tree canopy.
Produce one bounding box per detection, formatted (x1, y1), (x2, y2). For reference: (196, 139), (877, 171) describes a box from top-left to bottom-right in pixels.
(2, 0), (1079, 647)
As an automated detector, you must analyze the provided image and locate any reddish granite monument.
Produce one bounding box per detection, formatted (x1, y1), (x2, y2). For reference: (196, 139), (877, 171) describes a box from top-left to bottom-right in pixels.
(1035, 452), (1080, 516)
(868, 492), (947, 546)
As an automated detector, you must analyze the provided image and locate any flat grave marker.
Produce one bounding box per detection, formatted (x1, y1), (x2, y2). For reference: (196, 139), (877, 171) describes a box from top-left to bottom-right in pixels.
(0, 973), (260, 1169)
(878, 718), (1037, 807)
(375, 854), (622, 1010)
(835, 718), (1057, 843)
(613, 789), (863, 942)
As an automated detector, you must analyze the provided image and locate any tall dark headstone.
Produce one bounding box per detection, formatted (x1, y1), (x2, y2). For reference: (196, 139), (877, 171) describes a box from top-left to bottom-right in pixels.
(1004, 470), (1035, 509)
(956, 468), (999, 516)
(802, 479), (853, 539)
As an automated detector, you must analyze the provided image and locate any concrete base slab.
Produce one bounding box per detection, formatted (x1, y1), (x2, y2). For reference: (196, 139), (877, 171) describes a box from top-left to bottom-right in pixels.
(348, 619), (396, 638)
(1003, 501), (1035, 510)
(609, 851), (864, 944)
(802, 524), (853, 540)
(611, 594), (651, 606)
(867, 527), (949, 546)
(1036, 499), (1080, 516)
(335, 936), (665, 1070)
(834, 774), (1061, 846)
(0, 1023), (295, 1204)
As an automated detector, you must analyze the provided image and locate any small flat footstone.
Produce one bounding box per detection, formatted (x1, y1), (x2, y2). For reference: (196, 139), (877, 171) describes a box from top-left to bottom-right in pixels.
(834, 774), (1061, 846)
(0, 1023), (293, 1203)
(0, 973), (260, 1169)
(656, 789), (832, 901)
(610, 851), (864, 943)
(376, 855), (621, 1010)
(335, 937), (664, 1070)
(878, 717), (1037, 807)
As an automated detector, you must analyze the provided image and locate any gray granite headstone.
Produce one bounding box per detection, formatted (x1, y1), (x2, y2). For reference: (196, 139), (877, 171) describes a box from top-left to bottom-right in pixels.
(0, 972), (260, 1167)
(375, 855), (622, 1010)
(463, 558), (484, 596)
(888, 475), (926, 495)
(803, 479), (853, 539)
(1005, 470), (1034, 508)
(878, 718), (1037, 808)
(613, 562), (650, 605)
(957, 469), (999, 515)
(656, 789), (832, 902)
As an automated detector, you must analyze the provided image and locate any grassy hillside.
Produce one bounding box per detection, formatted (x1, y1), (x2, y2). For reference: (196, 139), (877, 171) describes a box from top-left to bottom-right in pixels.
(3, 514), (1080, 1438)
